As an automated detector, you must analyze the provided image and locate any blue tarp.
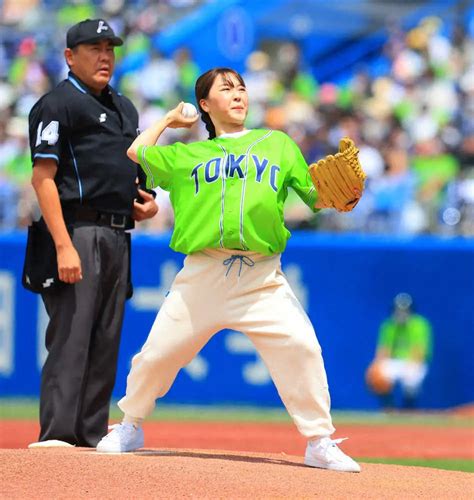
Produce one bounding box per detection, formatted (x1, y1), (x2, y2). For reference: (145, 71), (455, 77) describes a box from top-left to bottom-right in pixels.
(1, 232), (473, 410)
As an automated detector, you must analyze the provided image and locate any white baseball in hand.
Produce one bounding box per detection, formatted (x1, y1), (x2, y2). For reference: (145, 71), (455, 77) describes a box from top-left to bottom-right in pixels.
(181, 102), (198, 118)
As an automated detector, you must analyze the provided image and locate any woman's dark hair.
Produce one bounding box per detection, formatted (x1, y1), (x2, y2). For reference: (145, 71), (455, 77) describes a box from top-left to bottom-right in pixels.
(195, 67), (246, 139)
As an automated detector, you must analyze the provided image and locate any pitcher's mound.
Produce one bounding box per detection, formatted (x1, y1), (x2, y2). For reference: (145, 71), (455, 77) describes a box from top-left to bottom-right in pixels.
(2, 448), (473, 499)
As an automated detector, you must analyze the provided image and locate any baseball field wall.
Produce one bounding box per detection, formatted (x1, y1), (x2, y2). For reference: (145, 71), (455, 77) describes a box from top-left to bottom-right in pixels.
(0, 231), (473, 410)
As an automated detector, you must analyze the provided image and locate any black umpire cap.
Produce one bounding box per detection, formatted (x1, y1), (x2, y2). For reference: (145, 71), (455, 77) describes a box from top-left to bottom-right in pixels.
(66, 19), (123, 49)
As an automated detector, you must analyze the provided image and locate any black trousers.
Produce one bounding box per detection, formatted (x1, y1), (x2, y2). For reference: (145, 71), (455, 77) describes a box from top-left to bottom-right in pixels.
(39, 225), (129, 447)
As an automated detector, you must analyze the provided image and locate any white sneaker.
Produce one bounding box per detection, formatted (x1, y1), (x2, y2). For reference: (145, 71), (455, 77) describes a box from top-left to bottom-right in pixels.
(304, 437), (361, 472)
(96, 423), (144, 453)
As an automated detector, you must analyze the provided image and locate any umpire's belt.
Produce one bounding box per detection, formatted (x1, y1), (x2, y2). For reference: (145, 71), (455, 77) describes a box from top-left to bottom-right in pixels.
(68, 206), (134, 230)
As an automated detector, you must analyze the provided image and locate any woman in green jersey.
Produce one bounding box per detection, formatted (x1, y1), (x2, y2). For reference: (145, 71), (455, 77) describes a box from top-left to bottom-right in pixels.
(97, 68), (360, 473)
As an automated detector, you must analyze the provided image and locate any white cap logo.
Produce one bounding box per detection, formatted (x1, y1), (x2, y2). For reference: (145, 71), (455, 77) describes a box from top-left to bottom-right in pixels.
(97, 20), (108, 33)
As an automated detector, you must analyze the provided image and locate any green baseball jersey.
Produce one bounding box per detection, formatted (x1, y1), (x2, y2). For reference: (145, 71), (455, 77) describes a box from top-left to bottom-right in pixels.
(138, 129), (318, 255)
(377, 314), (433, 361)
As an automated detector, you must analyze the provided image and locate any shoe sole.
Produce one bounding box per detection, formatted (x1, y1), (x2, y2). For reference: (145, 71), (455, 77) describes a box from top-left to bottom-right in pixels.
(96, 443), (143, 453)
(96, 448), (139, 453)
(96, 438), (144, 454)
(304, 457), (361, 473)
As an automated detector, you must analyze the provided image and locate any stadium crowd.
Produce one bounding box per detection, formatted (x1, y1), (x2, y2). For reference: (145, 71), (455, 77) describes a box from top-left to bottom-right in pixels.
(0, 0), (473, 236)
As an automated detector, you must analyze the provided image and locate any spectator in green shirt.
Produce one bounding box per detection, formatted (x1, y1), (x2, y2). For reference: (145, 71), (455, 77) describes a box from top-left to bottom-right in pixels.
(367, 293), (433, 409)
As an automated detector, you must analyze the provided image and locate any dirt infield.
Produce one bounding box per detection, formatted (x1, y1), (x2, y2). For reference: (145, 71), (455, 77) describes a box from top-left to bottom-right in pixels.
(2, 448), (473, 499)
(1, 420), (473, 459)
(1, 420), (473, 498)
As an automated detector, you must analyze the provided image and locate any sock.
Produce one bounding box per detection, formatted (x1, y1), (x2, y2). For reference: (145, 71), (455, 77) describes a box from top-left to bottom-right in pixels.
(122, 415), (144, 428)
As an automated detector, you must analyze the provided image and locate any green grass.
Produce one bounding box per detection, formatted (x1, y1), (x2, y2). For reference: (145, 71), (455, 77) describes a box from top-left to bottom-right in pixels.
(358, 457), (474, 473)
(332, 410), (474, 428)
(1, 398), (473, 428)
(0, 399), (39, 420)
(0, 399), (293, 422)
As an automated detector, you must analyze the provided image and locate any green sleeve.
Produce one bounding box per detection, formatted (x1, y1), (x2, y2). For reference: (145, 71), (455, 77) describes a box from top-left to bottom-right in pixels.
(412, 315), (433, 361)
(284, 135), (319, 211)
(137, 143), (179, 191)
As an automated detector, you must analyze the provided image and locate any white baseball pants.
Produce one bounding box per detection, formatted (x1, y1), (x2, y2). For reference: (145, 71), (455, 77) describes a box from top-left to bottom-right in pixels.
(118, 249), (335, 439)
(378, 359), (428, 395)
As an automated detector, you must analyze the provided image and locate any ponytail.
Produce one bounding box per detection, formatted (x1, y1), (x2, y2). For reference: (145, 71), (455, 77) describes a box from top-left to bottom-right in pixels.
(200, 110), (216, 140)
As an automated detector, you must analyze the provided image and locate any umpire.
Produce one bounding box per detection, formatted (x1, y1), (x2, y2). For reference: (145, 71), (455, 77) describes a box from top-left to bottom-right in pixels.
(26, 19), (158, 448)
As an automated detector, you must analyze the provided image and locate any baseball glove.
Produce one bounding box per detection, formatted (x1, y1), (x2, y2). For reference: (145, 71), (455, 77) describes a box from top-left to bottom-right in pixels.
(309, 137), (366, 212)
(365, 361), (392, 395)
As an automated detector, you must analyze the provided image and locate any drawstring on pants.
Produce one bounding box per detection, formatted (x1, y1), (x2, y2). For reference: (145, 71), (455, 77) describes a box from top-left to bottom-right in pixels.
(223, 255), (255, 276)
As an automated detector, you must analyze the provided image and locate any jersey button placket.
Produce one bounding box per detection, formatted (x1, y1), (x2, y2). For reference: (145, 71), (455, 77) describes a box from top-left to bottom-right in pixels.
(223, 183), (241, 247)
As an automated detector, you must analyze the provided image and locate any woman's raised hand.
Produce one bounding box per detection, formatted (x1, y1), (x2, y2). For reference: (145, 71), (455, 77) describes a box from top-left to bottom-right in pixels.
(165, 102), (199, 129)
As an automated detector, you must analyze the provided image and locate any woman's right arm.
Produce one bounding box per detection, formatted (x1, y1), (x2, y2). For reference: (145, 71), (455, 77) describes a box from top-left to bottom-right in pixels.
(127, 102), (198, 163)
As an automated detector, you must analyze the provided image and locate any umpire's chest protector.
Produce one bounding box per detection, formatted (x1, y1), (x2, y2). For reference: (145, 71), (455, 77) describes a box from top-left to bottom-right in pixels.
(64, 83), (138, 208)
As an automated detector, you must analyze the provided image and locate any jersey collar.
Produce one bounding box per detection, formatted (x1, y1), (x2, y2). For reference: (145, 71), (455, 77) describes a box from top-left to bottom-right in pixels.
(67, 71), (113, 97)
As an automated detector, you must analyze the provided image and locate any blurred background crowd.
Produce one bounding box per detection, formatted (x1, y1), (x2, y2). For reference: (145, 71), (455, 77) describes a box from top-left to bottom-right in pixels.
(0, 0), (473, 236)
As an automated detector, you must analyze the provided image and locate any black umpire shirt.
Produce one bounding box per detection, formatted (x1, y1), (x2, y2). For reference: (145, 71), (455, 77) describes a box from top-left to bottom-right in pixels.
(28, 71), (145, 217)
